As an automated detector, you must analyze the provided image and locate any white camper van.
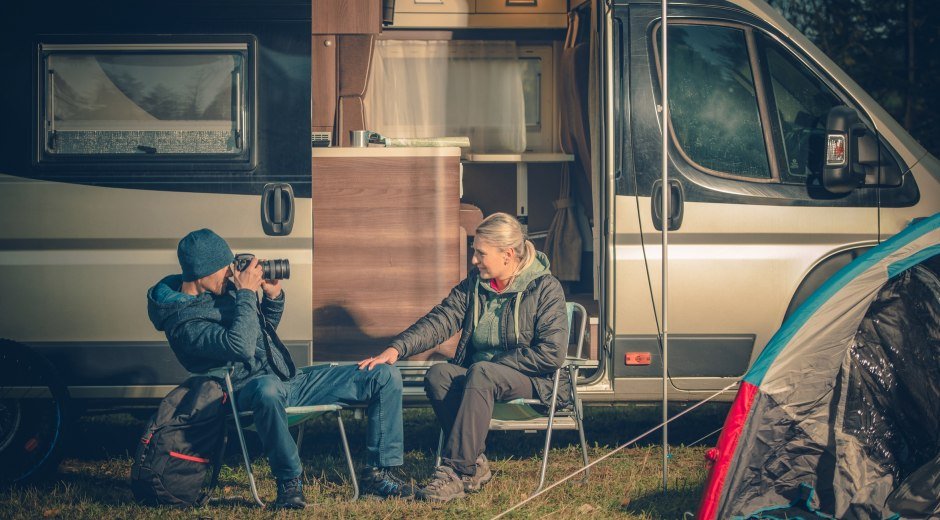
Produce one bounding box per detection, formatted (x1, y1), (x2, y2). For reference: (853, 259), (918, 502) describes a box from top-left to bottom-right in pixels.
(1, 0), (937, 481)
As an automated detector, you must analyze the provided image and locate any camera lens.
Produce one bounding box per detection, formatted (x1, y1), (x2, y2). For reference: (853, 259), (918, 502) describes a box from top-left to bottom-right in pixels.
(261, 259), (290, 280)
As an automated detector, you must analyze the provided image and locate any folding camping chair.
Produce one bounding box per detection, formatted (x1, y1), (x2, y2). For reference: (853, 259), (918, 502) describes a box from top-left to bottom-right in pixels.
(206, 364), (359, 507)
(434, 301), (592, 495)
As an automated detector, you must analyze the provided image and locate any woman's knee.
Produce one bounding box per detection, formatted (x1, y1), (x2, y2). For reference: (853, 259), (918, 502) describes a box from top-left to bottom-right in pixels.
(425, 363), (458, 399)
(465, 362), (499, 389)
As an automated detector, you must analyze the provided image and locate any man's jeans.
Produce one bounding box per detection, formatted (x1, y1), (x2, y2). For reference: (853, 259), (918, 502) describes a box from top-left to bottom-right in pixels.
(236, 363), (404, 481)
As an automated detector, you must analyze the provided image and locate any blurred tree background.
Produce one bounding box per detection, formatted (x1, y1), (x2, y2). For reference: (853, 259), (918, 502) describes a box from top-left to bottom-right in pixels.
(768, 0), (940, 158)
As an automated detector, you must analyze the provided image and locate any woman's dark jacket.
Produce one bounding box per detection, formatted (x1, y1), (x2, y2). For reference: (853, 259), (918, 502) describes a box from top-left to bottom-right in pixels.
(390, 252), (570, 406)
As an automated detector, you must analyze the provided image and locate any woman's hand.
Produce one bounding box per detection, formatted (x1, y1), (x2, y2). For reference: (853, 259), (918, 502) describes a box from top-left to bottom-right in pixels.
(358, 347), (400, 371)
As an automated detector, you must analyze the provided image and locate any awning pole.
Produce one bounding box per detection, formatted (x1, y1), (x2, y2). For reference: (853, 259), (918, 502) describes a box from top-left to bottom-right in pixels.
(660, 0), (670, 493)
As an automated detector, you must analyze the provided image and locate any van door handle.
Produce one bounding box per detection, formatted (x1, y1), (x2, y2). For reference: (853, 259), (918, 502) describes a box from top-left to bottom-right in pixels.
(651, 179), (684, 231)
(261, 183), (295, 236)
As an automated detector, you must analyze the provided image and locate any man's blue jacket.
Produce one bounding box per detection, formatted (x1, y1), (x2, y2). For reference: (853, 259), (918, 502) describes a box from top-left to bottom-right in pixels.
(147, 274), (293, 389)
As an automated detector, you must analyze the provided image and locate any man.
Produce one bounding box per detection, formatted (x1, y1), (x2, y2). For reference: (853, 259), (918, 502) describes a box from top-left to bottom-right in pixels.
(147, 229), (411, 509)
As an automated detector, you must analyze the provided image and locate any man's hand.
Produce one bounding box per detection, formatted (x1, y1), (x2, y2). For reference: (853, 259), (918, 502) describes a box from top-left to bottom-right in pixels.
(232, 257), (263, 292)
(358, 347), (400, 371)
(261, 272), (282, 300)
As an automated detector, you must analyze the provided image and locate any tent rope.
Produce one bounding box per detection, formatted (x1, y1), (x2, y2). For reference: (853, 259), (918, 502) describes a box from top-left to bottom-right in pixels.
(490, 381), (740, 520)
(688, 426), (724, 448)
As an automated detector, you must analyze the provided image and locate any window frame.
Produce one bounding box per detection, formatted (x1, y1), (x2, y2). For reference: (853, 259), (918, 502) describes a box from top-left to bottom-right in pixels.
(34, 36), (258, 173)
(650, 19), (904, 189)
(650, 20), (780, 183)
(518, 43), (556, 152)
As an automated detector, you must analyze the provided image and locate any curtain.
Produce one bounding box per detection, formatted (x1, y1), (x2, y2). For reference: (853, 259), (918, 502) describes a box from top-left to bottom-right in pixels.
(545, 163), (583, 281)
(364, 40), (526, 153)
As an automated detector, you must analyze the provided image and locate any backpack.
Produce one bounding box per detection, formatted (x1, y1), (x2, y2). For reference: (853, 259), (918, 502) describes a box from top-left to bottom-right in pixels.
(130, 375), (229, 507)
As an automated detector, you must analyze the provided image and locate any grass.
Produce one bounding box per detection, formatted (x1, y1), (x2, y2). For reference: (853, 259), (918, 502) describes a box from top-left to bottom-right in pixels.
(0, 403), (729, 519)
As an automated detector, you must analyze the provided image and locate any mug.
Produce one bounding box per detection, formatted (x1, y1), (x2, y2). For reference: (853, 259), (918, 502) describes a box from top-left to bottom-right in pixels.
(350, 130), (370, 147)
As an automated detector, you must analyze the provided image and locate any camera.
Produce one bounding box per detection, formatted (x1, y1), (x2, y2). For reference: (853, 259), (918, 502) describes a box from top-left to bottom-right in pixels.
(233, 253), (291, 280)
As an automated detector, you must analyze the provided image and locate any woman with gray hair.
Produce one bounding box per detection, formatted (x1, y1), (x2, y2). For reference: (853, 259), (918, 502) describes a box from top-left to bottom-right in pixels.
(359, 212), (569, 502)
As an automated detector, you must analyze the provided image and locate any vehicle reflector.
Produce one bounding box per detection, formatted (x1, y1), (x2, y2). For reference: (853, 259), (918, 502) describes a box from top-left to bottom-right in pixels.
(826, 134), (847, 166)
(625, 352), (652, 365)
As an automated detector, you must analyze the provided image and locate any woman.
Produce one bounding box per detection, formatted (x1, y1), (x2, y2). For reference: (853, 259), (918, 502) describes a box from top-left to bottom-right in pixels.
(358, 212), (569, 502)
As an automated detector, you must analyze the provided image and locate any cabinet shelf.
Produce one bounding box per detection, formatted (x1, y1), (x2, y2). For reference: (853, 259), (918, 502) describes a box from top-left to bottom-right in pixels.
(461, 152), (574, 163)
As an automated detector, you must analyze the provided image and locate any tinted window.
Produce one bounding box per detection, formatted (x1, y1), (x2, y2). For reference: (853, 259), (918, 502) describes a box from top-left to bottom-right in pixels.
(665, 25), (771, 179)
(760, 34), (843, 183)
(42, 44), (247, 157)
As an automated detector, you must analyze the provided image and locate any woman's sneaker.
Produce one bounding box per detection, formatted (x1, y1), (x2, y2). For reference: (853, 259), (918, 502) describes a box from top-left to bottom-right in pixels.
(461, 454), (492, 492)
(416, 465), (466, 502)
(359, 467), (414, 499)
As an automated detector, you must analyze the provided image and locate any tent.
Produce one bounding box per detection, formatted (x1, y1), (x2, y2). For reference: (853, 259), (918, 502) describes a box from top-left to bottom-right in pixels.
(698, 213), (940, 520)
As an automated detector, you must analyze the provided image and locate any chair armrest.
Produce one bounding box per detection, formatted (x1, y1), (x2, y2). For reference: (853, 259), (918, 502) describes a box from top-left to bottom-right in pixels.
(193, 363), (234, 379)
(563, 356), (599, 368)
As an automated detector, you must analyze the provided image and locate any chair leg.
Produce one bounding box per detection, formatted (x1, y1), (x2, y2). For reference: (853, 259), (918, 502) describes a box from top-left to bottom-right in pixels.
(224, 372), (265, 508)
(336, 411), (359, 500)
(534, 370), (562, 496)
(569, 365), (590, 483)
(434, 429), (444, 468)
(295, 422), (308, 483)
(295, 422), (306, 452)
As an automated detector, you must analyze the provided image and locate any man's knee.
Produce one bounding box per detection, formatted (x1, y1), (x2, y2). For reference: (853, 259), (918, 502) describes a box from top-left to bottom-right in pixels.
(367, 363), (403, 392)
(244, 376), (287, 410)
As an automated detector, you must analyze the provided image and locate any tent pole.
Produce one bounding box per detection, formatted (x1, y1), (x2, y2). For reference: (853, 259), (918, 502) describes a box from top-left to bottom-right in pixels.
(660, 0), (670, 493)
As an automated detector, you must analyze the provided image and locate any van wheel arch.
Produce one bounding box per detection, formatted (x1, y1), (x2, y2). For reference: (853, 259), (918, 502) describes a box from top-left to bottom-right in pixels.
(784, 247), (872, 321)
(0, 339), (71, 485)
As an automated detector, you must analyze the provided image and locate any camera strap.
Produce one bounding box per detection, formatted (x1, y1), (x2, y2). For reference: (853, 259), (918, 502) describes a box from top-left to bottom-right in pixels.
(257, 307), (296, 381)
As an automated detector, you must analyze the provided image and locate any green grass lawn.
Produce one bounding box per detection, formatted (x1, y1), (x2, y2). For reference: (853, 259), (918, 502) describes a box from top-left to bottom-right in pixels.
(0, 404), (729, 519)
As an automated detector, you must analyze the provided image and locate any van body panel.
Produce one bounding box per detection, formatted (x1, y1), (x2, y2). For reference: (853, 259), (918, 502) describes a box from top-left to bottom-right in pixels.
(0, 173), (313, 343)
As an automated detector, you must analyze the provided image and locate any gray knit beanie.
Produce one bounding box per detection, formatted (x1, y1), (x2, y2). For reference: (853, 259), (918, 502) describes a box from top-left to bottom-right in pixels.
(177, 228), (234, 282)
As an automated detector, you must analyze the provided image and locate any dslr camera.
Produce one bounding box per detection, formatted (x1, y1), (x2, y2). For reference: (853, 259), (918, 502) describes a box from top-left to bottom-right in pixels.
(233, 253), (291, 280)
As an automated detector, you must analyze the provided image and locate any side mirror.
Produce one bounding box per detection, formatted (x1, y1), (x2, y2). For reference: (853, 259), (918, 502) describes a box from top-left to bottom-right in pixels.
(822, 106), (867, 193)
(822, 106), (904, 193)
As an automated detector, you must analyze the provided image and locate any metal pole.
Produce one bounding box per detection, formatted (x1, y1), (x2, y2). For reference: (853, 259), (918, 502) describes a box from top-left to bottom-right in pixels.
(660, 0), (670, 493)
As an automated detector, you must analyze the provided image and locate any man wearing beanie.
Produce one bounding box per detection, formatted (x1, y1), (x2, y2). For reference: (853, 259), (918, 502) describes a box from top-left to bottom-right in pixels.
(147, 229), (412, 509)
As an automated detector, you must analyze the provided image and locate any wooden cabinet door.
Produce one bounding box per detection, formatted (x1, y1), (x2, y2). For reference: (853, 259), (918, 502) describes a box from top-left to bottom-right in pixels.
(311, 153), (461, 361)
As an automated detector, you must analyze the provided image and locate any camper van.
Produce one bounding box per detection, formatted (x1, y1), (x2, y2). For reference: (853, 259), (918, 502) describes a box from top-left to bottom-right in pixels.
(2, 0), (938, 480)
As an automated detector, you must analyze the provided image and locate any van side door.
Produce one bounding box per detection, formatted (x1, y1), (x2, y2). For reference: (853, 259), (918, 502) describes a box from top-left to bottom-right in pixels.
(611, 4), (918, 399)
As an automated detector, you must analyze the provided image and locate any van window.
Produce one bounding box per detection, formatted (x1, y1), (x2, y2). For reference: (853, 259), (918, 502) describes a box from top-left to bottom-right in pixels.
(664, 25), (771, 180)
(41, 44), (248, 158)
(759, 34), (842, 183)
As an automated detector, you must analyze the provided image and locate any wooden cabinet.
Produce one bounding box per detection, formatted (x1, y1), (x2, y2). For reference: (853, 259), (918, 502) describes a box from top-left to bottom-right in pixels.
(475, 0), (566, 14)
(312, 0), (382, 34)
(395, 0), (474, 14)
(390, 0), (567, 27)
(311, 148), (462, 361)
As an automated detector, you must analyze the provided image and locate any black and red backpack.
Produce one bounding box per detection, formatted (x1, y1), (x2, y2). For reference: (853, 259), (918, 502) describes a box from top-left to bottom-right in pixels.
(130, 376), (229, 507)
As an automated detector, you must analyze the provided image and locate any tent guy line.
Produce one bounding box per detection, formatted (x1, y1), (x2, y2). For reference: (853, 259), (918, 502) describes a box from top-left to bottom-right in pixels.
(491, 380), (740, 520)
